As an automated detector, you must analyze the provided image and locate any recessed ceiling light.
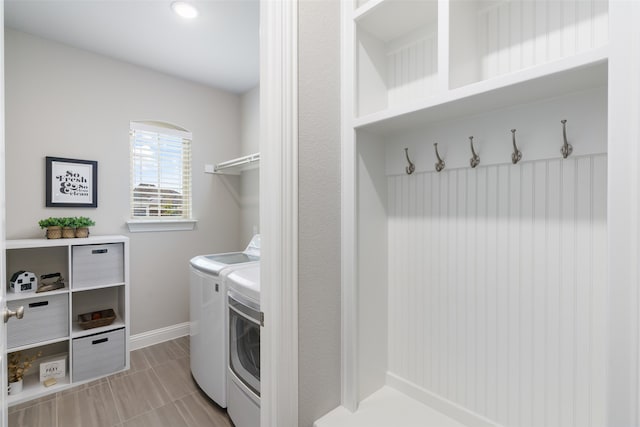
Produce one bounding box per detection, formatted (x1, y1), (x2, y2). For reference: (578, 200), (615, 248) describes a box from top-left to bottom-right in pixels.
(171, 1), (199, 19)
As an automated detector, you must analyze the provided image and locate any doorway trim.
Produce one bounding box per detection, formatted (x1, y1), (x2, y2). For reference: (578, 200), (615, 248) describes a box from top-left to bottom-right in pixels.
(259, 0), (299, 426)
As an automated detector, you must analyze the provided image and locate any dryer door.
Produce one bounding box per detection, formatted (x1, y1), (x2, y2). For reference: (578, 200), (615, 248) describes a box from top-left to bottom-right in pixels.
(228, 295), (260, 397)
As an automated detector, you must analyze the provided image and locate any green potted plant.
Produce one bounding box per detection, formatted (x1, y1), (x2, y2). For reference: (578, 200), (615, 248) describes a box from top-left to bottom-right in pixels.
(59, 217), (75, 238)
(8, 350), (41, 395)
(38, 217), (63, 239)
(73, 217), (95, 238)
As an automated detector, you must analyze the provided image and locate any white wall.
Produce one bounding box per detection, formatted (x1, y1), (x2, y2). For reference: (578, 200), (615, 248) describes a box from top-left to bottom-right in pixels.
(5, 29), (243, 335)
(241, 85), (260, 155)
(298, 0), (342, 426)
(356, 134), (389, 401)
(240, 85), (259, 245)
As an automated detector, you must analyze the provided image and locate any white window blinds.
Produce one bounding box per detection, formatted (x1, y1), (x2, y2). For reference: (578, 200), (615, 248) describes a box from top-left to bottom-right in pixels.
(130, 122), (192, 219)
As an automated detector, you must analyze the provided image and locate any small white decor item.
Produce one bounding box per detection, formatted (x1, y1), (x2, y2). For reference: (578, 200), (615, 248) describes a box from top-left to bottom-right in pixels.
(39, 354), (67, 383)
(9, 271), (37, 293)
(8, 378), (23, 396)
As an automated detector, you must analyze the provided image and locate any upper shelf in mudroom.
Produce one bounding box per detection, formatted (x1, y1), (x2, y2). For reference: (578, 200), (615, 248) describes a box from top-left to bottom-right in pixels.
(356, 48), (608, 135)
(353, 0), (437, 42)
(351, 0), (609, 134)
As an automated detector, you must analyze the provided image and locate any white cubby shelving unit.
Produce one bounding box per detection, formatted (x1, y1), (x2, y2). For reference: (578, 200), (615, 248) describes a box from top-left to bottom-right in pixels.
(5, 235), (130, 406)
(318, 1), (619, 427)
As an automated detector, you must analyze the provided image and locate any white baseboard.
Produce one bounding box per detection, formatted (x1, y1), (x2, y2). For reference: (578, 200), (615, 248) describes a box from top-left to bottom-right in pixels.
(130, 322), (190, 351)
(386, 373), (501, 427)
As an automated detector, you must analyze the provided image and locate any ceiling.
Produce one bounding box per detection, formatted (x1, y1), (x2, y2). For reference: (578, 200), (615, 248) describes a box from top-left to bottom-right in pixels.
(4, 0), (260, 94)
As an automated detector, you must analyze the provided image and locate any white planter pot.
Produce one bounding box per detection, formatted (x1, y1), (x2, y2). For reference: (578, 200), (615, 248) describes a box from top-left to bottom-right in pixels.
(8, 378), (23, 395)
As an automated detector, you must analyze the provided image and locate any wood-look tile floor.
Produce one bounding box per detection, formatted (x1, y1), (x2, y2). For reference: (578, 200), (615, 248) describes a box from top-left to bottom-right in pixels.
(9, 337), (234, 427)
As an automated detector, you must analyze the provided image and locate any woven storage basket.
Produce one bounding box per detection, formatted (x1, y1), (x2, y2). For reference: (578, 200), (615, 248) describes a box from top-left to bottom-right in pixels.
(77, 309), (116, 330)
(46, 226), (62, 239)
(75, 227), (90, 238)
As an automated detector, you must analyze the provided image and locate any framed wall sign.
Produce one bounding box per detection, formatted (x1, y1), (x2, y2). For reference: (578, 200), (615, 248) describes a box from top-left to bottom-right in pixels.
(46, 157), (98, 207)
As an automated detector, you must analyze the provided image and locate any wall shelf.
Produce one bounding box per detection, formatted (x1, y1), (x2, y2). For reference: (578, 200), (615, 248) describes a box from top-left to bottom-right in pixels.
(7, 336), (70, 353)
(353, 0), (608, 120)
(210, 152), (260, 175)
(355, 48), (608, 134)
(6, 287), (69, 302)
(354, 0), (437, 43)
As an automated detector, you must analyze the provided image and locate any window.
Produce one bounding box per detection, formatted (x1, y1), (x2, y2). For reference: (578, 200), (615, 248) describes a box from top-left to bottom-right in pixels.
(130, 121), (192, 221)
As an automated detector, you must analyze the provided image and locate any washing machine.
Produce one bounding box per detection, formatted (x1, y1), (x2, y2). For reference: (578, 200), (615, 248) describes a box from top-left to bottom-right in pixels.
(189, 235), (260, 408)
(226, 264), (261, 427)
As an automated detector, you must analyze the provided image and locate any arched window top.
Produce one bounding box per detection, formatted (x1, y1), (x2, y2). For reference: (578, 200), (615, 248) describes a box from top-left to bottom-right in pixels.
(130, 121), (192, 140)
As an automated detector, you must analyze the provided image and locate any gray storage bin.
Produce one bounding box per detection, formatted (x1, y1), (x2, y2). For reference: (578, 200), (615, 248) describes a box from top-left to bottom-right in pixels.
(72, 243), (124, 288)
(7, 294), (69, 349)
(72, 328), (125, 382)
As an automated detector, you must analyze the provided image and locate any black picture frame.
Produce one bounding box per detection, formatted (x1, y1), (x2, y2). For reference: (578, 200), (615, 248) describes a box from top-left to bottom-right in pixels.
(45, 157), (98, 208)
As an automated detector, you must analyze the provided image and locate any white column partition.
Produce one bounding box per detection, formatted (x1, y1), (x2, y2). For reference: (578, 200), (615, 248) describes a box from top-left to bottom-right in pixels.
(259, 0), (298, 425)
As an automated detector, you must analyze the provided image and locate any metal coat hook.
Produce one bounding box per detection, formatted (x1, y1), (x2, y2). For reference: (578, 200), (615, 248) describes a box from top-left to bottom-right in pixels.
(469, 136), (480, 168)
(511, 129), (522, 164)
(404, 148), (415, 175)
(434, 143), (445, 172)
(560, 119), (573, 159)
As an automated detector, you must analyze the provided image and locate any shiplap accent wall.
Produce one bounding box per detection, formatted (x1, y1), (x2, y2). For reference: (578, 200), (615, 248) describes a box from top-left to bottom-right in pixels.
(387, 32), (437, 107)
(387, 155), (607, 427)
(477, 0), (608, 81)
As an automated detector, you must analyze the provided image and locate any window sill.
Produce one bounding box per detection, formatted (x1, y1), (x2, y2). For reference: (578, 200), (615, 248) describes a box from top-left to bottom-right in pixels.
(126, 219), (197, 233)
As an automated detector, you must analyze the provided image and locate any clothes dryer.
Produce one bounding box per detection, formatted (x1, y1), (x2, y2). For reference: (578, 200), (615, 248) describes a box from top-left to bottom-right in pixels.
(226, 264), (261, 427)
